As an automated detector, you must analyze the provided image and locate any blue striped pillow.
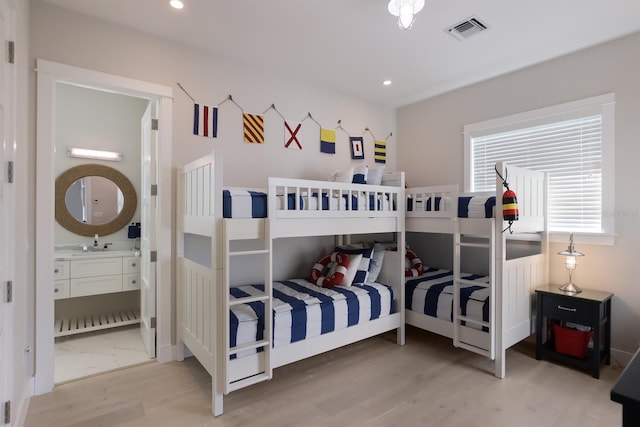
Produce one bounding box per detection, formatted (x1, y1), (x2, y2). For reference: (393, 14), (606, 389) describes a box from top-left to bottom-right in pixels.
(335, 246), (374, 284)
(352, 164), (368, 184)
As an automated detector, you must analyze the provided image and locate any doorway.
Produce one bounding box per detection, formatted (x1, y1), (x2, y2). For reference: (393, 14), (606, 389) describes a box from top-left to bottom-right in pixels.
(35, 60), (173, 394)
(52, 83), (149, 383)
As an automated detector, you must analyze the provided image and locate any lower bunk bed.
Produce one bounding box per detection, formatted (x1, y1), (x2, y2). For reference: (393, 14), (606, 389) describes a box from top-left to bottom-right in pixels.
(176, 150), (406, 416)
(402, 162), (548, 378)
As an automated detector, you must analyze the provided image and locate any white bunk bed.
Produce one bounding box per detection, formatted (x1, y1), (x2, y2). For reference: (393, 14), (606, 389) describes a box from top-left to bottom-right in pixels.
(402, 162), (548, 378)
(176, 151), (406, 416)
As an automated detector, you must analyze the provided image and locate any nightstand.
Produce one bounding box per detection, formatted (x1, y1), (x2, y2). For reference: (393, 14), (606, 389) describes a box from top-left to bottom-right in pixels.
(535, 285), (613, 379)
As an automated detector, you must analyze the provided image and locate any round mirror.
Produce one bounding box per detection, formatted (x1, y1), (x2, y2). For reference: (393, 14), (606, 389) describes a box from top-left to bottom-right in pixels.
(55, 164), (137, 237)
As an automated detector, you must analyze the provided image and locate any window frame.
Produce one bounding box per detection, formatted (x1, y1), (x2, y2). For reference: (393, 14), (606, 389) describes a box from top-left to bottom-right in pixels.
(463, 93), (616, 245)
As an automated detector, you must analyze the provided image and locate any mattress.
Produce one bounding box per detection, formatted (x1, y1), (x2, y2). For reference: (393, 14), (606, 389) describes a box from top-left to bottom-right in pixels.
(229, 279), (394, 359)
(405, 267), (490, 331)
(406, 195), (496, 218)
(223, 188), (392, 219)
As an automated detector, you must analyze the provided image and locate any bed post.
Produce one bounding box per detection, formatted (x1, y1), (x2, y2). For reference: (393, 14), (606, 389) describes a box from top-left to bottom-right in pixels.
(494, 161), (506, 379)
(397, 172), (406, 346)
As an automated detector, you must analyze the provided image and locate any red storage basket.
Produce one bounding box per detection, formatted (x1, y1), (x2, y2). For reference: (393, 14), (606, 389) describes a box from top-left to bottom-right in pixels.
(553, 324), (592, 359)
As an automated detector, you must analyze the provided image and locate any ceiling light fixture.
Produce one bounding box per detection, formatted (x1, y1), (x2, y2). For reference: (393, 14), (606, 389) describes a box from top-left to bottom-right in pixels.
(382, 80), (392, 86)
(170, 0), (184, 10)
(387, 0), (425, 30)
(68, 148), (123, 162)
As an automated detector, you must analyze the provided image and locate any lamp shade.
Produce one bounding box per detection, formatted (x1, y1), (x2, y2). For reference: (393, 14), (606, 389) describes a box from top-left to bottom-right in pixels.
(388, 0), (425, 30)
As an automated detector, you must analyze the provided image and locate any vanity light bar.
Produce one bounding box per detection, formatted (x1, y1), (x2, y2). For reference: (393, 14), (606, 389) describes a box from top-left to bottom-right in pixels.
(68, 148), (123, 162)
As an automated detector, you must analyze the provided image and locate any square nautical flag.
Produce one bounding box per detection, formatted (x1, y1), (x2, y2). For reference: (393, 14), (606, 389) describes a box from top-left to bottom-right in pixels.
(350, 136), (365, 160)
(284, 121), (302, 150)
(374, 140), (387, 164)
(243, 113), (265, 143)
(193, 103), (218, 138)
(320, 128), (336, 154)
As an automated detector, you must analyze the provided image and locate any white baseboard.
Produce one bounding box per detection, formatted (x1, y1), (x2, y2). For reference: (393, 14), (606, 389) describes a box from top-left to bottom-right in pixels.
(12, 379), (33, 427)
(611, 347), (635, 367)
(157, 343), (174, 363)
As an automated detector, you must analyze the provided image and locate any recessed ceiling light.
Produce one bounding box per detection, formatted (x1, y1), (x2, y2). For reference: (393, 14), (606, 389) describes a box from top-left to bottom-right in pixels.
(382, 80), (392, 86)
(170, 0), (184, 9)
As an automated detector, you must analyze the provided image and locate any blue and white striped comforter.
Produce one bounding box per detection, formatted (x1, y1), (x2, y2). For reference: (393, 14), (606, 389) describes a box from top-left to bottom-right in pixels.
(406, 267), (490, 331)
(229, 279), (394, 359)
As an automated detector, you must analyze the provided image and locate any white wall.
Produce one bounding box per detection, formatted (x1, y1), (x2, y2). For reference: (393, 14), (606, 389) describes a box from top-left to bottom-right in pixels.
(54, 83), (146, 246)
(397, 31), (640, 360)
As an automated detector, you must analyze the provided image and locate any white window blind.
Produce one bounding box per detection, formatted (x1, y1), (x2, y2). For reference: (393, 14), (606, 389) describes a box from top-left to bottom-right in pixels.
(471, 115), (602, 232)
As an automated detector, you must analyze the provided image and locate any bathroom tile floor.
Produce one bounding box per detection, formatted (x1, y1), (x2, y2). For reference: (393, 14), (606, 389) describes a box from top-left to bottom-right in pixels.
(55, 325), (152, 384)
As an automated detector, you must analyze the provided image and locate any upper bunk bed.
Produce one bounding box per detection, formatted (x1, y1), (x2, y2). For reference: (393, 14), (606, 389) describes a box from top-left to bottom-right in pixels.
(176, 150), (406, 416)
(400, 162), (548, 378)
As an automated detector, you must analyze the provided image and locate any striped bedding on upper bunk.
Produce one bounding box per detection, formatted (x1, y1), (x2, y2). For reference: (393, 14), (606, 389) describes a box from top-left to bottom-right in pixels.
(406, 195), (496, 218)
(229, 279), (394, 359)
(223, 189), (393, 219)
(406, 267), (490, 331)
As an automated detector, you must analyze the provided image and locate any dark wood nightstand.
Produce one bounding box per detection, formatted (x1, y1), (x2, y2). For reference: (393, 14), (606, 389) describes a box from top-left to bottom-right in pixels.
(535, 285), (613, 379)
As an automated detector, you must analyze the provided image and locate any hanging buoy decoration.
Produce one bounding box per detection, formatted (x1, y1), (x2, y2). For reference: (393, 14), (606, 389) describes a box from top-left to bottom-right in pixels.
(495, 165), (519, 233)
(502, 188), (519, 222)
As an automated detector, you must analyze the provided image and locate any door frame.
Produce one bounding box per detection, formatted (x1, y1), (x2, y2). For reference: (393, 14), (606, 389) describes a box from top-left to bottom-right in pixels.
(35, 59), (173, 394)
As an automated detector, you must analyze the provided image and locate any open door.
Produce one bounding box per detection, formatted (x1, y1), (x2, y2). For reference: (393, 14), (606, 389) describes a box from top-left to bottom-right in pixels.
(140, 101), (157, 358)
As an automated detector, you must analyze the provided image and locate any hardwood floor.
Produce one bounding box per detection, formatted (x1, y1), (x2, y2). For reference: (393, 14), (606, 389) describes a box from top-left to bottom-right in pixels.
(25, 327), (623, 427)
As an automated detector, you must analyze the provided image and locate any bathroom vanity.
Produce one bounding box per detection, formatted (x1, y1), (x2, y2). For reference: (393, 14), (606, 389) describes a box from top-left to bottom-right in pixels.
(54, 250), (141, 337)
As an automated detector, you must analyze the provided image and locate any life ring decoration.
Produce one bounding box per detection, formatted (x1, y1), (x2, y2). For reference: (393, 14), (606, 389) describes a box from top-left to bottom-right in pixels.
(405, 248), (425, 277)
(310, 252), (350, 288)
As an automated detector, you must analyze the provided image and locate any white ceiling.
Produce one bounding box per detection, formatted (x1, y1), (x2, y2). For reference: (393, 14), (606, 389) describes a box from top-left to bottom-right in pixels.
(41, 0), (640, 108)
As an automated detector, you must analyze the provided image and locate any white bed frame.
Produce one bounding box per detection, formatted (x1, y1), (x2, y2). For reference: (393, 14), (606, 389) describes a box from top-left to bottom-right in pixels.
(176, 151), (406, 416)
(403, 162), (548, 378)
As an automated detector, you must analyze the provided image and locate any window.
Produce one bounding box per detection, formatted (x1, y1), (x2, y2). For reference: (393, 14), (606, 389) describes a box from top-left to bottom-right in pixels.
(464, 94), (615, 236)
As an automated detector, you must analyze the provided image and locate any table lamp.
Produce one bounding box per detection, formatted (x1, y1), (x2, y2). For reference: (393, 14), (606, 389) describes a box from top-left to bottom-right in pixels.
(558, 233), (584, 294)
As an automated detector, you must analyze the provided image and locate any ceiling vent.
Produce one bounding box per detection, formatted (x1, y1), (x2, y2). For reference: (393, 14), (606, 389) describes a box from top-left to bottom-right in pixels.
(445, 16), (488, 41)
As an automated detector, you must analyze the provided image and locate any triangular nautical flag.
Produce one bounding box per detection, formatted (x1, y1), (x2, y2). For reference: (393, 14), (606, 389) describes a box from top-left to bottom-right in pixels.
(243, 113), (264, 143)
(374, 140), (387, 164)
(350, 136), (365, 160)
(284, 121), (302, 150)
(320, 128), (336, 154)
(193, 103), (218, 138)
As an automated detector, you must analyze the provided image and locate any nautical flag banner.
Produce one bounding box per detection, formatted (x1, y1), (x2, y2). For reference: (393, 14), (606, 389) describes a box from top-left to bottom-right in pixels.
(243, 113), (265, 143)
(350, 136), (365, 160)
(193, 103), (218, 138)
(284, 121), (302, 149)
(320, 128), (336, 154)
(374, 140), (387, 163)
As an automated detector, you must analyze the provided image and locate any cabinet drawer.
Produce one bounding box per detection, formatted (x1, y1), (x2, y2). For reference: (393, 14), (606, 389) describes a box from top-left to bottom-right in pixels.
(70, 257), (123, 279)
(123, 273), (140, 291)
(70, 275), (123, 297)
(54, 280), (70, 299)
(54, 261), (70, 280)
(542, 297), (593, 324)
(123, 256), (141, 274)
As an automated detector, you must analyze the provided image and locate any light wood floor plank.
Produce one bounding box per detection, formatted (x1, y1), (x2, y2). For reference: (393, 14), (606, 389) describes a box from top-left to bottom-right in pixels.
(25, 327), (623, 427)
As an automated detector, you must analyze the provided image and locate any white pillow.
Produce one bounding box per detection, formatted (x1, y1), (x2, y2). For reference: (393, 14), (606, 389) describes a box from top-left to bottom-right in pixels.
(336, 253), (363, 286)
(368, 242), (397, 282)
(329, 166), (354, 183)
(368, 165), (385, 186)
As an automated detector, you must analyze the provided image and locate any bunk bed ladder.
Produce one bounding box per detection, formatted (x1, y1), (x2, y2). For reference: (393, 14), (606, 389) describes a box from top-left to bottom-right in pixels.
(453, 222), (495, 359)
(223, 221), (273, 394)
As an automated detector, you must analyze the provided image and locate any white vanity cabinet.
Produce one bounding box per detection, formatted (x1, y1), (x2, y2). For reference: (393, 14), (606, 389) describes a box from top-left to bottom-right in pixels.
(123, 256), (141, 291)
(54, 251), (141, 337)
(53, 260), (70, 300)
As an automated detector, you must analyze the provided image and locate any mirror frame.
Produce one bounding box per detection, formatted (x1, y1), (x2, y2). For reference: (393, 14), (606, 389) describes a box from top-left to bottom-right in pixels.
(55, 164), (137, 237)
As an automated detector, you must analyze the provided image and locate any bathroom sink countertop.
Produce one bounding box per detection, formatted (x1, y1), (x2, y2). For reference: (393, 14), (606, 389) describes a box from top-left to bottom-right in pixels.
(54, 249), (141, 260)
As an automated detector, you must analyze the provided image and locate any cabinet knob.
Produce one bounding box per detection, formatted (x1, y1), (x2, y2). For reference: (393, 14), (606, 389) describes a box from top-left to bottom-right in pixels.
(54, 288), (59, 293)
(54, 269), (59, 273)
(132, 263), (137, 267)
(132, 280), (136, 284)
